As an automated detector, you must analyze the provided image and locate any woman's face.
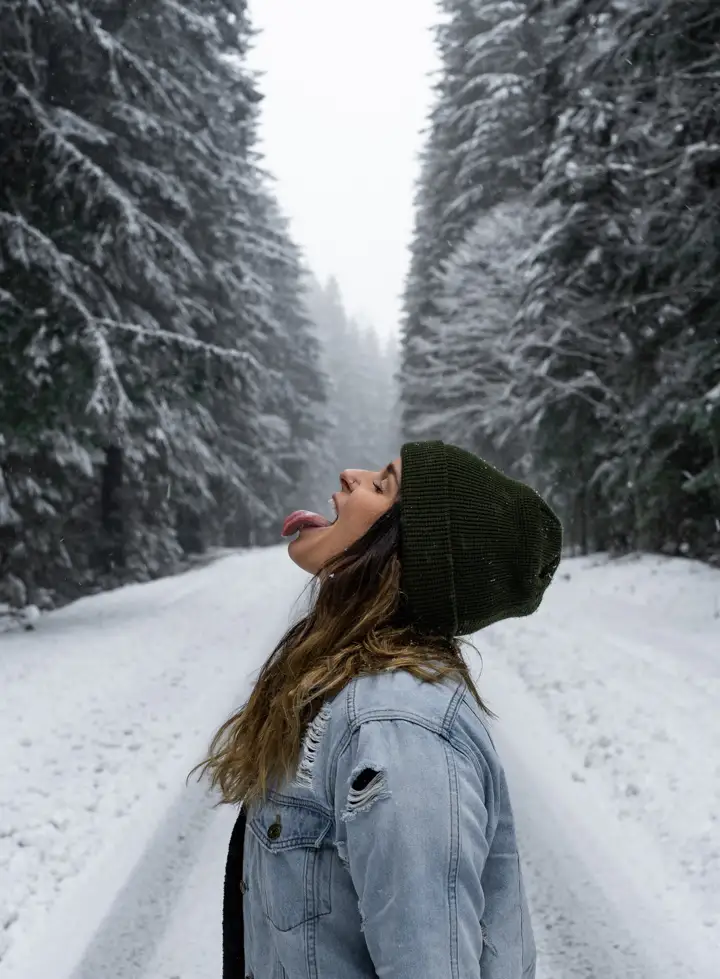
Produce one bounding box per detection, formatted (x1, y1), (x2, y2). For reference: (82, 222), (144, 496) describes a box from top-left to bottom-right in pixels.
(288, 458), (402, 574)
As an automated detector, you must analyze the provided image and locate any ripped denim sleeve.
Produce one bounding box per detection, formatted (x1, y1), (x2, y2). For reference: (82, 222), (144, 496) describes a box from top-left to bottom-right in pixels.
(332, 719), (488, 978)
(295, 703), (332, 789)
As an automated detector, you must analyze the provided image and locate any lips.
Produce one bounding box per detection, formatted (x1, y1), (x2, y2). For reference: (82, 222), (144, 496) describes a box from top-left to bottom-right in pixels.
(281, 510), (333, 538)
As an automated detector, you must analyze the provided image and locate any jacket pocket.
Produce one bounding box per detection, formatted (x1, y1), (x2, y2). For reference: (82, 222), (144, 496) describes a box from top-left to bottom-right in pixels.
(249, 796), (334, 932)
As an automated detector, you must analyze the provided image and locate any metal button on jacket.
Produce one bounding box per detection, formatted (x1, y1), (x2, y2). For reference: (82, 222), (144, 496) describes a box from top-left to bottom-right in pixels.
(267, 821), (282, 841)
(239, 879), (248, 895)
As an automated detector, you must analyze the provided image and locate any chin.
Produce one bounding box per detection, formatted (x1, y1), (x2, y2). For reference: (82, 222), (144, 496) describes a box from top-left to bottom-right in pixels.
(287, 538), (311, 573)
(287, 531), (325, 575)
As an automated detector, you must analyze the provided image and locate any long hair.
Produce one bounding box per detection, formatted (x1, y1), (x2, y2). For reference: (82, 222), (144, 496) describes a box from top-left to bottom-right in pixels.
(193, 499), (491, 807)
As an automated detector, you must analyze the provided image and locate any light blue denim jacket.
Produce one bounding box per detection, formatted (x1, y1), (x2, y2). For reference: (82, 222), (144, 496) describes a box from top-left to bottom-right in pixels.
(243, 669), (536, 978)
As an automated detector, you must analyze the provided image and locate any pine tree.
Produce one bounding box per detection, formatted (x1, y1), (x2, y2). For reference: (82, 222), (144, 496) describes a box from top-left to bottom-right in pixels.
(402, 0), (547, 437)
(512, 0), (720, 556)
(228, 189), (328, 546)
(404, 198), (539, 473)
(0, 0), (327, 604)
(403, 0), (719, 561)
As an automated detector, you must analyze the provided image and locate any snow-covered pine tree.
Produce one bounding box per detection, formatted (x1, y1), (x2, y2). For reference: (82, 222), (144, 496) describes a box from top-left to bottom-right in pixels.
(404, 198), (539, 474)
(219, 187), (329, 547)
(402, 0), (719, 560)
(350, 319), (402, 470)
(0, 0), (326, 603)
(402, 0), (548, 439)
(0, 0), (184, 595)
(513, 0), (720, 558)
(606, 0), (720, 560)
(106, 0), (271, 574)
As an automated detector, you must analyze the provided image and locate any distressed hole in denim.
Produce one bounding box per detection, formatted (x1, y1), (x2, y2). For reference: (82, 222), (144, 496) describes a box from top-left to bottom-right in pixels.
(351, 768), (378, 792)
(341, 765), (391, 822)
(294, 703), (331, 788)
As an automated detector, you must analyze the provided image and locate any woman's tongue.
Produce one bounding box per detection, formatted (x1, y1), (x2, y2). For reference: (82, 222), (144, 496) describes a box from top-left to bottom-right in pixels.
(282, 510), (332, 538)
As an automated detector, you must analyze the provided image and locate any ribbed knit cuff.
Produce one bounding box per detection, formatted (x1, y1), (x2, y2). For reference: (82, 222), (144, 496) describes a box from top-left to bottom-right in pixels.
(400, 441), (457, 635)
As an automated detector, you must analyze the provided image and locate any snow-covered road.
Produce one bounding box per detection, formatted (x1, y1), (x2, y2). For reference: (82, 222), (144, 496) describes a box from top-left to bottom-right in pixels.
(490, 666), (712, 979)
(1, 550), (718, 978)
(0, 548), (308, 979)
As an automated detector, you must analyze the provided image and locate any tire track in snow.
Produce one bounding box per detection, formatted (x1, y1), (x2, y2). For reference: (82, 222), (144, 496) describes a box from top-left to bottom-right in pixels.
(481, 661), (715, 979)
(67, 778), (216, 979)
(0, 547), (307, 977)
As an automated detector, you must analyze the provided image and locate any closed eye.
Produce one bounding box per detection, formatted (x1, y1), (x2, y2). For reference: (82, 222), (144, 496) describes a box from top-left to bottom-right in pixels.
(373, 481), (384, 494)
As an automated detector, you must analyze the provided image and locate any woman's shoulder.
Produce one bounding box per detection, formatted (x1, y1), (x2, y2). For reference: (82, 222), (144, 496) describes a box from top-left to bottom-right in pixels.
(317, 670), (503, 804)
(326, 668), (495, 755)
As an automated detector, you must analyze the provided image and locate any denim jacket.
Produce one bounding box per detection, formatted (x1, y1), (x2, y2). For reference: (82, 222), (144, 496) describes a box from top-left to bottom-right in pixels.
(235, 669), (536, 979)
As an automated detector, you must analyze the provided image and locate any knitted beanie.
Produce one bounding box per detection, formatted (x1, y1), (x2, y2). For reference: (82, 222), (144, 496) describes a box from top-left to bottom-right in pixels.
(399, 441), (562, 637)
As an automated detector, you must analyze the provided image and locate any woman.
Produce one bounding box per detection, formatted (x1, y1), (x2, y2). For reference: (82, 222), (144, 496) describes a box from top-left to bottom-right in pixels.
(199, 439), (562, 979)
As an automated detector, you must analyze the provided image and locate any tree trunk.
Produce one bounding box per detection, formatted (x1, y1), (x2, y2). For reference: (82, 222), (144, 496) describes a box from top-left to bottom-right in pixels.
(177, 507), (204, 555)
(100, 445), (125, 572)
(578, 485), (589, 557)
(225, 505), (252, 548)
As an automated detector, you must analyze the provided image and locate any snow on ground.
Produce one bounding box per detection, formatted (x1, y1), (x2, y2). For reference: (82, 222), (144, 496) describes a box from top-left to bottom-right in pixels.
(484, 659), (717, 979)
(0, 549), (308, 978)
(481, 554), (720, 936)
(129, 801), (234, 979)
(0, 548), (718, 979)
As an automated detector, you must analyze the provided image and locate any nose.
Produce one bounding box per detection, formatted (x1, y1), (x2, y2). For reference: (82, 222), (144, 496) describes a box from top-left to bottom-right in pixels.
(340, 469), (365, 491)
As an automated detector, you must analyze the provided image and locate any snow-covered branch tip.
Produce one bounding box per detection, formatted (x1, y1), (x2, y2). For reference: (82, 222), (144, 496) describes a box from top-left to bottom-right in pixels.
(94, 319), (262, 370)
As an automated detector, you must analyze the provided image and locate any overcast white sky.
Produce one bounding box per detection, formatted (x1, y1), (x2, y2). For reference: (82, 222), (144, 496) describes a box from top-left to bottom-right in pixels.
(248, 0), (439, 341)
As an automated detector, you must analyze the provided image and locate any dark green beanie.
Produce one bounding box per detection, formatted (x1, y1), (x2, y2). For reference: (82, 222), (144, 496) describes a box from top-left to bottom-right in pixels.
(399, 440), (562, 636)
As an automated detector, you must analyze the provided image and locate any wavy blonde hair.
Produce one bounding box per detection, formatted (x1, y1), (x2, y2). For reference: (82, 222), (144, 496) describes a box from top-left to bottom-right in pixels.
(193, 501), (490, 807)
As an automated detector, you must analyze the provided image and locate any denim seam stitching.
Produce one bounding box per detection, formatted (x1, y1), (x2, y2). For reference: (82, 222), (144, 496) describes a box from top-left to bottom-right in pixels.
(446, 739), (461, 979)
(442, 680), (465, 735)
(266, 791), (333, 819)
